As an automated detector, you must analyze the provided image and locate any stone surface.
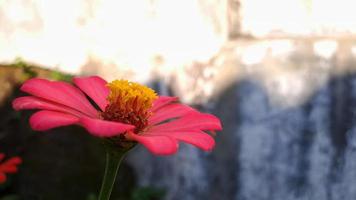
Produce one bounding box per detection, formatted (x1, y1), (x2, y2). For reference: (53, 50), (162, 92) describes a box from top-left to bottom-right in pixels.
(126, 37), (356, 199)
(0, 0), (225, 77)
(127, 73), (356, 200)
(240, 0), (356, 37)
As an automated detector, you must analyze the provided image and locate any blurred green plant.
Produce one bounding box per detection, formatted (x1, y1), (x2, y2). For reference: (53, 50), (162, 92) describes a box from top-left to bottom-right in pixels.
(11, 58), (37, 79)
(50, 71), (73, 82)
(131, 186), (165, 200)
(0, 195), (20, 200)
(86, 186), (165, 200)
(10, 57), (73, 82)
(86, 193), (97, 200)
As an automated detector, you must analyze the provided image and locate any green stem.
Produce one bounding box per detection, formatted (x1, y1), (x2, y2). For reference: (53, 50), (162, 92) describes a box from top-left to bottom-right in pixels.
(98, 149), (126, 200)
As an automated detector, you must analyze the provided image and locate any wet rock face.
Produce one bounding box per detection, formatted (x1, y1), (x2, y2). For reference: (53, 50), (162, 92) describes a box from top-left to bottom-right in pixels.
(127, 73), (356, 200)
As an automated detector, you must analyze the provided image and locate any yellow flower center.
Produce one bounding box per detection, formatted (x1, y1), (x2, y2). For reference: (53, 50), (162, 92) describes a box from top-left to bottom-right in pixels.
(100, 80), (158, 133)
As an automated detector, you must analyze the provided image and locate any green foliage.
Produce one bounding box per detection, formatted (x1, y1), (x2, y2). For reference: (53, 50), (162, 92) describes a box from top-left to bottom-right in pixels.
(10, 57), (73, 82)
(50, 71), (72, 82)
(86, 193), (97, 200)
(85, 186), (165, 200)
(0, 195), (20, 200)
(12, 57), (27, 68)
(131, 186), (165, 200)
(12, 57), (37, 78)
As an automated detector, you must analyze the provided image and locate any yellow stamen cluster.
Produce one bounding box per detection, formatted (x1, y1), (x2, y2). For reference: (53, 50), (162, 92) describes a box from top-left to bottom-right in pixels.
(101, 80), (158, 132)
(107, 80), (157, 111)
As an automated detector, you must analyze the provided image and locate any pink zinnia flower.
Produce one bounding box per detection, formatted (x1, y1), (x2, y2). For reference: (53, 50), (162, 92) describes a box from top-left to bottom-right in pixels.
(0, 153), (22, 184)
(13, 76), (222, 155)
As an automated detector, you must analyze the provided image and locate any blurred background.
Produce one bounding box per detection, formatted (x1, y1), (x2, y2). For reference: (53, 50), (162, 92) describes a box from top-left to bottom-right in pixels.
(1, 0), (356, 199)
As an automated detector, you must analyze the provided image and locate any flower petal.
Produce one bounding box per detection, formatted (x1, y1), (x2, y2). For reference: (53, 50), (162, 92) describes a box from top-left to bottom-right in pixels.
(4, 157), (22, 166)
(79, 117), (135, 137)
(126, 132), (178, 155)
(13, 96), (85, 117)
(148, 103), (197, 125)
(0, 173), (6, 184)
(149, 113), (222, 132)
(0, 154), (4, 162)
(73, 76), (109, 111)
(2, 166), (18, 173)
(151, 96), (178, 112)
(144, 130), (215, 151)
(21, 78), (98, 117)
(30, 110), (79, 131)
